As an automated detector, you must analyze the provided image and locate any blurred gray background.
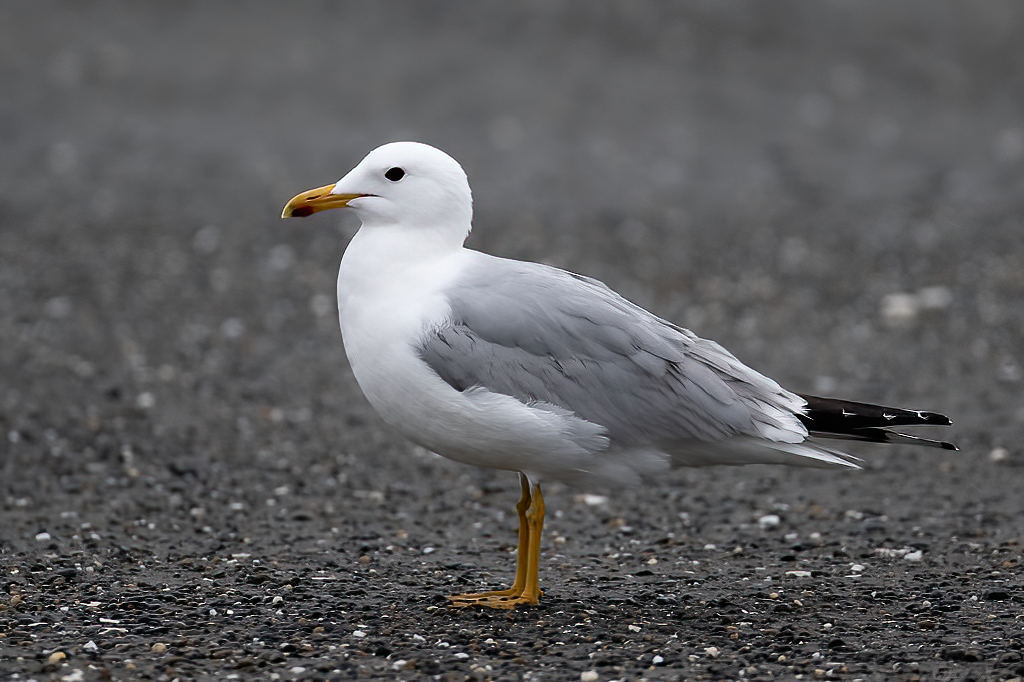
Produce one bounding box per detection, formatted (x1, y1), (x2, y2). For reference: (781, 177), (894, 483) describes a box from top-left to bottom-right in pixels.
(3, 2), (1022, 450)
(2, 2), (1024, 678)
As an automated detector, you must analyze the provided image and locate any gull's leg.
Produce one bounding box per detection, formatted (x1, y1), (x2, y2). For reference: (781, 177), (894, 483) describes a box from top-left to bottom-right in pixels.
(448, 473), (544, 609)
(449, 473), (531, 599)
(508, 473), (533, 593)
(518, 478), (545, 604)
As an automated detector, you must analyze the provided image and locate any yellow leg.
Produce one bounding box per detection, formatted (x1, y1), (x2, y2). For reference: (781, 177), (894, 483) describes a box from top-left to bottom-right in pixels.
(449, 473), (545, 609)
(519, 476), (545, 604)
(449, 474), (531, 599)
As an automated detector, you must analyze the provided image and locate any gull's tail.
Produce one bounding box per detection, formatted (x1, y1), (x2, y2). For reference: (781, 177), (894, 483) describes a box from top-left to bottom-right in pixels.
(796, 394), (957, 451)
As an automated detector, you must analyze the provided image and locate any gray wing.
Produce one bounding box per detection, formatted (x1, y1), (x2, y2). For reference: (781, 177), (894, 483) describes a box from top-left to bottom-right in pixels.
(417, 257), (806, 446)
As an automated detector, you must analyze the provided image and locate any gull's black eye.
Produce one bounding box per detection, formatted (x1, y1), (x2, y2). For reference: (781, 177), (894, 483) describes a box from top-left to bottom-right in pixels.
(384, 167), (405, 182)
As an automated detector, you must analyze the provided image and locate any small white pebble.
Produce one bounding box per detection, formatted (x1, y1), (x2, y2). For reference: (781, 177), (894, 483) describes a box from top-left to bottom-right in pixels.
(903, 550), (924, 562)
(786, 570), (812, 578)
(705, 646), (720, 658)
(758, 514), (780, 529)
(352, 630), (366, 638)
(422, 546), (435, 554)
(652, 654), (665, 665)
(581, 671), (600, 682)
(580, 494), (608, 506)
(35, 532), (52, 541)
(271, 596), (284, 604)
(453, 652), (469, 659)
(83, 640), (98, 652)
(851, 563), (865, 572)
(391, 659), (409, 670)
(628, 624), (641, 632)
(989, 447), (1009, 463)
(288, 667), (306, 674)
(875, 547), (910, 558)
(881, 292), (919, 325)
(702, 543), (717, 550)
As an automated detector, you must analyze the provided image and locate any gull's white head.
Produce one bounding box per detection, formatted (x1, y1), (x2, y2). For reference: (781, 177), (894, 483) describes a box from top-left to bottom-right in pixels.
(282, 142), (473, 241)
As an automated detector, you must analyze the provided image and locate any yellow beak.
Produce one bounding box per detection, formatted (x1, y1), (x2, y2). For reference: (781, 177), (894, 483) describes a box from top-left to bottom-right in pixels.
(280, 184), (367, 218)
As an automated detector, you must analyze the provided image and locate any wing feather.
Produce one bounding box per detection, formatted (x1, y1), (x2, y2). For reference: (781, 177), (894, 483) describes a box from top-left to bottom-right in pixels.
(417, 258), (807, 447)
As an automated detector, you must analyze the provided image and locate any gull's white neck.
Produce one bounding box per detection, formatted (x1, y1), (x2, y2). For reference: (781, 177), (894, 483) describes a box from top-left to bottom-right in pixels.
(346, 218), (467, 266)
(338, 222), (468, 303)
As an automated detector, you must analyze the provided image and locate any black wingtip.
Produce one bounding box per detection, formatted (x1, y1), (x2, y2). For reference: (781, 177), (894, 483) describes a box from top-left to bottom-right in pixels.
(797, 394), (956, 451)
(798, 394), (954, 429)
(917, 410), (953, 426)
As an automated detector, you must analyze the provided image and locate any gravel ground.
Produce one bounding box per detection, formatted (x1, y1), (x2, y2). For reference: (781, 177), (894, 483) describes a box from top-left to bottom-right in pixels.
(3, 2), (1024, 680)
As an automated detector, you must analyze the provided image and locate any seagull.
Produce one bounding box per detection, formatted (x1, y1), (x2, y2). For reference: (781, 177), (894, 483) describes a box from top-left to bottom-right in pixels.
(281, 141), (956, 609)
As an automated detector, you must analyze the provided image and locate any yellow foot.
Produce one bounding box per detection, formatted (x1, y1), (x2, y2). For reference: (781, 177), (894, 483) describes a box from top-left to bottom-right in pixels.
(447, 589), (543, 610)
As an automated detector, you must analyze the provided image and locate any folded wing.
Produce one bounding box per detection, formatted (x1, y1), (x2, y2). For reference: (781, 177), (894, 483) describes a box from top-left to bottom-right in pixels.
(418, 257), (809, 448)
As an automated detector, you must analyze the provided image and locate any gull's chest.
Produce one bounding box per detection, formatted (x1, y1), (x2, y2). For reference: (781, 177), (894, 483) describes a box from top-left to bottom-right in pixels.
(337, 279), (445, 366)
(339, 269), (446, 360)
(335, 236), (465, 412)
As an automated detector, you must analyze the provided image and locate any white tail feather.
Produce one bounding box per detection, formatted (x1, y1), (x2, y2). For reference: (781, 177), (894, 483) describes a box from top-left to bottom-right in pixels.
(667, 436), (862, 470)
